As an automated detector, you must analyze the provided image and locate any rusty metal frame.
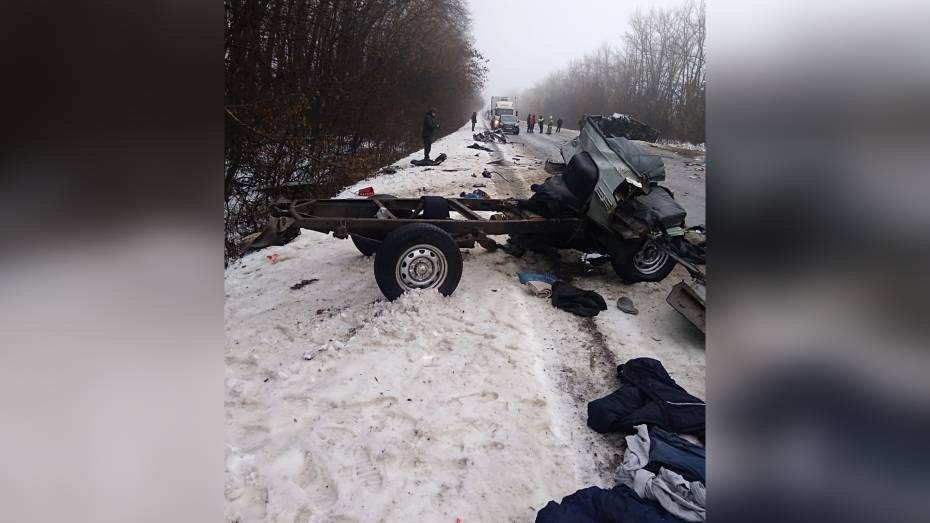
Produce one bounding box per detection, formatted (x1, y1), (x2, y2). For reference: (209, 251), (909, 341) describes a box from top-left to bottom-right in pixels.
(272, 198), (584, 240)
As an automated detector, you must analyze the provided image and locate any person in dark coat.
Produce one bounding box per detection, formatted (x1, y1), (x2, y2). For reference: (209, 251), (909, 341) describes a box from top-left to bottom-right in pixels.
(422, 108), (439, 160)
(527, 113), (533, 133)
(556, 117), (563, 132)
(470, 111), (477, 131)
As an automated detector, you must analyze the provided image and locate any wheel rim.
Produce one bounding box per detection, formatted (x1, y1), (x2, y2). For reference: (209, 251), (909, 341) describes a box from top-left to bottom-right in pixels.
(395, 244), (448, 291)
(632, 241), (669, 275)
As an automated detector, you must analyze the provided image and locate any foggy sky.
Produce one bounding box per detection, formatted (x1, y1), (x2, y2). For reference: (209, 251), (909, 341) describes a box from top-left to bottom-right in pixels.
(467, 0), (684, 100)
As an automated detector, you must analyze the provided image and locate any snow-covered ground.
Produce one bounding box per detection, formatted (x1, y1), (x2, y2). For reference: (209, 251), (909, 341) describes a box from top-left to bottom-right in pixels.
(224, 121), (705, 522)
(656, 139), (706, 153)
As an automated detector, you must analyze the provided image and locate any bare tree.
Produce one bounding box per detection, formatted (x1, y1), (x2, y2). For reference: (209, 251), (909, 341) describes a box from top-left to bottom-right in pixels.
(521, 0), (704, 143)
(224, 0), (486, 258)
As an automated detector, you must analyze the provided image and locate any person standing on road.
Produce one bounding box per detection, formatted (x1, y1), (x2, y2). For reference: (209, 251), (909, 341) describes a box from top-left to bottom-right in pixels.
(529, 113), (536, 133)
(422, 107), (439, 161)
(547, 115), (554, 135)
(527, 113), (533, 133)
(538, 114), (545, 134)
(556, 117), (563, 133)
(471, 111), (477, 132)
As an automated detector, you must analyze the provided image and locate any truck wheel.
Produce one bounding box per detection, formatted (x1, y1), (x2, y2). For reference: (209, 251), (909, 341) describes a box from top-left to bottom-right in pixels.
(374, 223), (463, 300)
(350, 194), (397, 256)
(612, 240), (677, 283)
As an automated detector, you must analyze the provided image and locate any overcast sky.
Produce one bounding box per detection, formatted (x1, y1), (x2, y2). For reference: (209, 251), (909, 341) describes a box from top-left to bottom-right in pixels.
(466, 0), (685, 99)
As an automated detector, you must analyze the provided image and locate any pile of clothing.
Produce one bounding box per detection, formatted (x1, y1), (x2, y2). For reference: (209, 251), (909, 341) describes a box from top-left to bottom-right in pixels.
(537, 358), (706, 522)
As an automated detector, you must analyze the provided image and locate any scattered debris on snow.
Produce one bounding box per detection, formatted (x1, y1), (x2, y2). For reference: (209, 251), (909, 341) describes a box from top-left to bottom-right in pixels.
(225, 120), (705, 522)
(290, 278), (319, 290)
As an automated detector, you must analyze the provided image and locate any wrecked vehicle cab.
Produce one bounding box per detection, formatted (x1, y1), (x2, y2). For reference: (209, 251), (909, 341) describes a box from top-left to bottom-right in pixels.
(521, 114), (691, 282)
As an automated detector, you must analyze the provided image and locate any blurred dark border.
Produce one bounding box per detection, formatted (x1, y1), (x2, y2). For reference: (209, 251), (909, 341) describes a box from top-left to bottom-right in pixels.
(708, 2), (930, 521)
(0, 1), (223, 522)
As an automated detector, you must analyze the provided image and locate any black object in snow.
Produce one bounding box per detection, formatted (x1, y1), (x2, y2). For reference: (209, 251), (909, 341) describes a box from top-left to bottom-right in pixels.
(290, 278), (319, 290)
(410, 153), (447, 166)
(535, 484), (683, 523)
(588, 357), (706, 440)
(550, 281), (608, 317)
(616, 296), (639, 315)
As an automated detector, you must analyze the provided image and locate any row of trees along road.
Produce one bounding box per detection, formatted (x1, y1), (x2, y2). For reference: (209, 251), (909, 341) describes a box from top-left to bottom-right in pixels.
(225, 0), (486, 258)
(520, 0), (705, 144)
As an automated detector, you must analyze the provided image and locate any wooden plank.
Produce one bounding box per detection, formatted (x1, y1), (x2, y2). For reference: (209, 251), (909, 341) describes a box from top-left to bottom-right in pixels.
(370, 198), (396, 219)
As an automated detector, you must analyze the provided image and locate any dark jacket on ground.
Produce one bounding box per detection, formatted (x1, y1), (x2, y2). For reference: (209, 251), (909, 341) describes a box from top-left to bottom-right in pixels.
(422, 112), (438, 139)
(587, 357), (706, 440)
(551, 281), (607, 317)
(536, 484), (685, 523)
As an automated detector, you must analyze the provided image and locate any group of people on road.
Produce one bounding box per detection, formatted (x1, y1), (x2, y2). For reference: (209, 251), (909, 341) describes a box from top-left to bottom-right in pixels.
(526, 114), (563, 134)
(424, 108), (568, 162)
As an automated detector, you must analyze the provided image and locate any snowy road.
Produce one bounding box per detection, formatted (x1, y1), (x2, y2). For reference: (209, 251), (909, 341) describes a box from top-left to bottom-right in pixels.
(225, 121), (706, 522)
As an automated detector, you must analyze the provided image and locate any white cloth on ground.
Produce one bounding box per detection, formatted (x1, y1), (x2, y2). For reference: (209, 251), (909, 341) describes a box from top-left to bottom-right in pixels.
(524, 281), (552, 299)
(616, 424), (706, 522)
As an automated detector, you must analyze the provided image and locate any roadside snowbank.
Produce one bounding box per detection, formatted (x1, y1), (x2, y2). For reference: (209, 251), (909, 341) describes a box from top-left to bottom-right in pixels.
(656, 139), (706, 153)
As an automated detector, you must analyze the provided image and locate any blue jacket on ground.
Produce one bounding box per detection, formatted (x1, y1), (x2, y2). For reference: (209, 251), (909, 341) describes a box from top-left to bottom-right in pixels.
(647, 427), (706, 483)
(518, 272), (557, 285)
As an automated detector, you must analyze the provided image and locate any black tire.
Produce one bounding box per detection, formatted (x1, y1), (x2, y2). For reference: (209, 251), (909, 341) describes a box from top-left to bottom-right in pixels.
(611, 240), (677, 283)
(350, 194), (397, 256)
(374, 223), (463, 300)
